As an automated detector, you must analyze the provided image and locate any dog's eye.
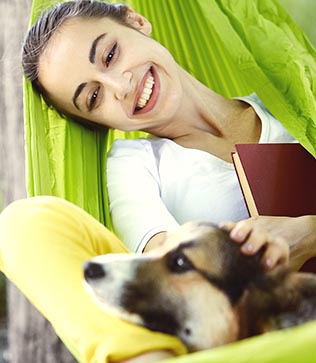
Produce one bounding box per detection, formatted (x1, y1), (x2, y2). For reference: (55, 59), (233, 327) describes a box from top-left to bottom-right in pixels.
(167, 252), (194, 273)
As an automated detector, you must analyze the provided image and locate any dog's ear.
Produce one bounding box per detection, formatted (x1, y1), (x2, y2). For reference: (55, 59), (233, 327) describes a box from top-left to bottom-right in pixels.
(216, 228), (266, 304)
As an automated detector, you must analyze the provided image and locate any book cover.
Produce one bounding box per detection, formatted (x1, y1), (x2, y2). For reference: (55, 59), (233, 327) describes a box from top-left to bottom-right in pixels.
(232, 143), (316, 273)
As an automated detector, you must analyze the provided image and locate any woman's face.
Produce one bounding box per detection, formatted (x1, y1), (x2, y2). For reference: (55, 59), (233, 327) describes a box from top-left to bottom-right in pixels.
(38, 14), (183, 131)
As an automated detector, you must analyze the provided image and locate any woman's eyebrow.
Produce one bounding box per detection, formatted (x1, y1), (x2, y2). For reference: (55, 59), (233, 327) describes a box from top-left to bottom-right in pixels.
(73, 82), (87, 110)
(72, 33), (107, 110)
(89, 33), (107, 63)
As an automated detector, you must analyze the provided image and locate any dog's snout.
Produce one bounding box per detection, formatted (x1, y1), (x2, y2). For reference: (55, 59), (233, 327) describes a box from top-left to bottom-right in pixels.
(83, 261), (106, 280)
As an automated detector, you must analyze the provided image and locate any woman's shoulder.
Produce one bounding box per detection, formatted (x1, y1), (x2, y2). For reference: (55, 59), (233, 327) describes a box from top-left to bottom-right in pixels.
(235, 93), (267, 112)
(235, 93), (296, 143)
(108, 137), (173, 158)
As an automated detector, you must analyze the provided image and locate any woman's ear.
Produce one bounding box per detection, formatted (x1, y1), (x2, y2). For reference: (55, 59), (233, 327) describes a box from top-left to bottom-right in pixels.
(125, 8), (152, 35)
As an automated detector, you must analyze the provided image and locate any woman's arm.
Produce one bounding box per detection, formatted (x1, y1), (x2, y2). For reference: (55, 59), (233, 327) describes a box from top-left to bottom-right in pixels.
(107, 139), (179, 252)
(221, 215), (316, 271)
(143, 231), (168, 252)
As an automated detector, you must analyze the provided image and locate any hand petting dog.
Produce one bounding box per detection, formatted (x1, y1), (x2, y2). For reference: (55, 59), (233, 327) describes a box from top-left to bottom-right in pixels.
(83, 221), (316, 352)
(220, 215), (316, 271)
(220, 218), (290, 270)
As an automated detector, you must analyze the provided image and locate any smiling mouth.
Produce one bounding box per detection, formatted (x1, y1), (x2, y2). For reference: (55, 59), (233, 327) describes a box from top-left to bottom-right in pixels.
(134, 69), (155, 113)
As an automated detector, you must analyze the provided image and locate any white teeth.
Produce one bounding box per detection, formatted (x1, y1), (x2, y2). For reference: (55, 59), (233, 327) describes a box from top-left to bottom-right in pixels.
(136, 74), (154, 110)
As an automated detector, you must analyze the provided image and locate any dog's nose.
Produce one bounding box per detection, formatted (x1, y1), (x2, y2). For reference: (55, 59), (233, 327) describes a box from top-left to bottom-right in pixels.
(83, 261), (106, 280)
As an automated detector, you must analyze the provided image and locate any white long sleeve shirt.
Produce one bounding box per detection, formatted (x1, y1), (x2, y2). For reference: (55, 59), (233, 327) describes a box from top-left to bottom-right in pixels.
(107, 94), (296, 252)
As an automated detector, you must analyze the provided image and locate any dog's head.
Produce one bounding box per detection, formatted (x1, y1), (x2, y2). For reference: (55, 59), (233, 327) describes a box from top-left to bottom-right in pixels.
(83, 221), (271, 351)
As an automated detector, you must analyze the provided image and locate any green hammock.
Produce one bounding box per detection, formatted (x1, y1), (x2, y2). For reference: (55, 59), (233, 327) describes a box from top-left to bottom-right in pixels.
(24, 0), (316, 362)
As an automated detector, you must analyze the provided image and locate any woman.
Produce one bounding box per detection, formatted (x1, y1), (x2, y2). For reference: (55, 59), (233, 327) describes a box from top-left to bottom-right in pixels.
(1, 1), (315, 362)
(22, 0), (306, 257)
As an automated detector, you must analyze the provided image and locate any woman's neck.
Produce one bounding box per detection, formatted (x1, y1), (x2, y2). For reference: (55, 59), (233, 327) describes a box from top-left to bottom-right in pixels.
(146, 68), (243, 139)
(145, 67), (261, 162)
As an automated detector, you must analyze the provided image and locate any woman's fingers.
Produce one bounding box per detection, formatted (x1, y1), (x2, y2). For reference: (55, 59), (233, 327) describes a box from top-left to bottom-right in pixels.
(260, 237), (289, 270)
(220, 219), (265, 249)
(219, 219), (290, 270)
(220, 221), (250, 243)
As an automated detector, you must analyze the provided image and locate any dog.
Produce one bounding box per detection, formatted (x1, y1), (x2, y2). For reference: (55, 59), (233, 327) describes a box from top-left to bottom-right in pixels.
(83, 221), (316, 352)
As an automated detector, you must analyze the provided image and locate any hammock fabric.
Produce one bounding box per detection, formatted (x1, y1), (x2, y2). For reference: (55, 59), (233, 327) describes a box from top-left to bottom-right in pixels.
(24, 0), (316, 362)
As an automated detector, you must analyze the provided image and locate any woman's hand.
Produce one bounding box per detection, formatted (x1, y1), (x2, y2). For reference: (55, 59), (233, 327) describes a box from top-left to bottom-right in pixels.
(143, 232), (168, 253)
(220, 215), (316, 271)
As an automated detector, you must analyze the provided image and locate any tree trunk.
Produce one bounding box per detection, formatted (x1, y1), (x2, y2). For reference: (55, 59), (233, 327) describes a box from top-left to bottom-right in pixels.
(0, 1), (75, 362)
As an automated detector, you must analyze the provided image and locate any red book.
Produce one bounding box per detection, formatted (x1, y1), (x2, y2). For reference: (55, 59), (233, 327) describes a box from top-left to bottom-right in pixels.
(232, 143), (316, 273)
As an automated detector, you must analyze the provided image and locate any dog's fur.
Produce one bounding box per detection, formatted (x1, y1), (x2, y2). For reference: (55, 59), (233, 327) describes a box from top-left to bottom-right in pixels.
(83, 221), (316, 352)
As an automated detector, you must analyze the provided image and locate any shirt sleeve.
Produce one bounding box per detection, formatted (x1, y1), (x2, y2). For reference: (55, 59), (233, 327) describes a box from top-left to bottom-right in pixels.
(107, 139), (179, 253)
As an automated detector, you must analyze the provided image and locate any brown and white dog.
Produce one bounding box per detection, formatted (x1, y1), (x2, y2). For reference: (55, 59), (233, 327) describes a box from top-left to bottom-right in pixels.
(83, 221), (316, 352)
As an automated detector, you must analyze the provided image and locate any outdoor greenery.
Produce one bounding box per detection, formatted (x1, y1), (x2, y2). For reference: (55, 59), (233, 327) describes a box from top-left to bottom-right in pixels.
(0, 195), (6, 322)
(279, 0), (316, 45)
(0, 277), (6, 322)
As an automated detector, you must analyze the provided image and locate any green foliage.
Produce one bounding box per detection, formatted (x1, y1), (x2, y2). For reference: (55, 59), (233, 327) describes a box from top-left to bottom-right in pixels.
(279, 0), (316, 45)
(0, 274), (6, 321)
(0, 196), (7, 321)
(0, 190), (6, 320)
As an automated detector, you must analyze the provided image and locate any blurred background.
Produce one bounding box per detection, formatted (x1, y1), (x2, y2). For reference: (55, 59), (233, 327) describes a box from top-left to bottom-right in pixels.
(279, 0), (316, 45)
(0, 0), (315, 363)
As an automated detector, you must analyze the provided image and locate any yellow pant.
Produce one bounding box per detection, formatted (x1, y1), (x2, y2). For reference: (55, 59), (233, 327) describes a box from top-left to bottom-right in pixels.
(0, 196), (185, 362)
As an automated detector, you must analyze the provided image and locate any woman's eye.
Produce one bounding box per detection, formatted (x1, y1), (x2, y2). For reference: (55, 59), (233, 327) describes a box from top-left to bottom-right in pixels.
(89, 87), (100, 110)
(104, 43), (117, 67)
(167, 251), (194, 273)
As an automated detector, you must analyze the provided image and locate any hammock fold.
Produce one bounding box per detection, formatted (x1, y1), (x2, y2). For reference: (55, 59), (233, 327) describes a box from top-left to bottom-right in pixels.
(24, 0), (316, 362)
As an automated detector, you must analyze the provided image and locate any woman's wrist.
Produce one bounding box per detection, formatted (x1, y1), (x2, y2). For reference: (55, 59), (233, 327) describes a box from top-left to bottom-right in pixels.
(289, 215), (316, 270)
(302, 215), (316, 258)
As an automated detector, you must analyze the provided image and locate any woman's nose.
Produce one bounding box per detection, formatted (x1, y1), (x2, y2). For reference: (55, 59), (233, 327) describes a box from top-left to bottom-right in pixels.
(101, 71), (133, 100)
